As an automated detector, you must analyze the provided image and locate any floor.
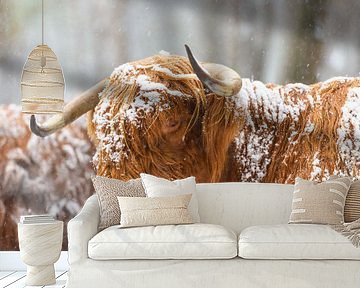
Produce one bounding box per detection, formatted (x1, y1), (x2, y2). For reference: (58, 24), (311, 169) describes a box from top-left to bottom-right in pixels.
(0, 271), (67, 288)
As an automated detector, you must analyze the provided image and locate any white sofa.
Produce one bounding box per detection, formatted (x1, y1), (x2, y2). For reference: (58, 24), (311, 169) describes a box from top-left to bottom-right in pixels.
(66, 182), (360, 288)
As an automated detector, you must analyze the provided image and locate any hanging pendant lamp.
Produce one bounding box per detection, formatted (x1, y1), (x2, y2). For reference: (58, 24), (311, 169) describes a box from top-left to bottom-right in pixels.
(21, 0), (65, 114)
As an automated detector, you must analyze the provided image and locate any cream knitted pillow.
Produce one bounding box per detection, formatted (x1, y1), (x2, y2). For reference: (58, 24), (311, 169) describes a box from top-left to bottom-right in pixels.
(117, 194), (193, 228)
(92, 176), (146, 229)
(289, 177), (351, 225)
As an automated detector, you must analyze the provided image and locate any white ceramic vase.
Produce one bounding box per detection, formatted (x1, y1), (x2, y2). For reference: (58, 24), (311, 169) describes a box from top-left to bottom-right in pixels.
(18, 221), (63, 286)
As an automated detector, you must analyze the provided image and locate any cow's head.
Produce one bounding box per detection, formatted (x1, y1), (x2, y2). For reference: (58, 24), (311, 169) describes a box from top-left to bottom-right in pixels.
(31, 46), (243, 182)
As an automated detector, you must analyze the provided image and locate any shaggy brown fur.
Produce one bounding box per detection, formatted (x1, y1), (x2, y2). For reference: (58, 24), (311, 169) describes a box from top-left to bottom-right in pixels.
(90, 54), (242, 183)
(233, 78), (360, 183)
(88, 54), (360, 183)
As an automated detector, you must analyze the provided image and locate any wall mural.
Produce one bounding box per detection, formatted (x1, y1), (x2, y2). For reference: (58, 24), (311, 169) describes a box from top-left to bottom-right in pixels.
(1, 51), (360, 250)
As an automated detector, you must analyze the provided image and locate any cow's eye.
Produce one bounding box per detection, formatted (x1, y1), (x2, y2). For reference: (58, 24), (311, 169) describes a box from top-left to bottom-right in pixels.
(168, 120), (179, 127)
(163, 118), (181, 134)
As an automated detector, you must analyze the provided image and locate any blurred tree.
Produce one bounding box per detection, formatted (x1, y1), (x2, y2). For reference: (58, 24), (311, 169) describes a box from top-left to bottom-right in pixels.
(289, 0), (328, 84)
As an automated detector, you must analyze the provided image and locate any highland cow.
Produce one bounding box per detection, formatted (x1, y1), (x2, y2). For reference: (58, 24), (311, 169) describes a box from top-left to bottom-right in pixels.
(30, 46), (360, 184)
(0, 105), (94, 250)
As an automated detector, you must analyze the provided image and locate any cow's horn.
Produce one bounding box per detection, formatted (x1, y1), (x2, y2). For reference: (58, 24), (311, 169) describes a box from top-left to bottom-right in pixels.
(185, 45), (242, 97)
(30, 79), (107, 137)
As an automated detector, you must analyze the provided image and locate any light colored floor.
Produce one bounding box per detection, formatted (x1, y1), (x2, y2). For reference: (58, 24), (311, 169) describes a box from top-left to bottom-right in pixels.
(0, 271), (67, 288)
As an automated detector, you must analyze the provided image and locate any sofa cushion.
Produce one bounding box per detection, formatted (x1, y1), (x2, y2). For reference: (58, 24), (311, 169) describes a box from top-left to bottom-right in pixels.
(238, 224), (360, 260)
(140, 173), (200, 222)
(289, 177), (351, 225)
(345, 180), (360, 222)
(88, 223), (237, 260)
(330, 177), (360, 222)
(92, 176), (146, 229)
(117, 194), (193, 227)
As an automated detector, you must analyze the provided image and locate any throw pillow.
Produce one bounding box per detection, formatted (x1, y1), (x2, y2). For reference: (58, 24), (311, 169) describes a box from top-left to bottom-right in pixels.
(92, 176), (146, 229)
(289, 177), (351, 225)
(344, 180), (360, 223)
(117, 194), (194, 228)
(140, 173), (200, 222)
(329, 176), (360, 223)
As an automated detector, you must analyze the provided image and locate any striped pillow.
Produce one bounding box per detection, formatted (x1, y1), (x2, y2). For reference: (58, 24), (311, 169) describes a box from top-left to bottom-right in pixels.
(345, 180), (360, 223)
(289, 177), (351, 225)
(329, 176), (360, 223)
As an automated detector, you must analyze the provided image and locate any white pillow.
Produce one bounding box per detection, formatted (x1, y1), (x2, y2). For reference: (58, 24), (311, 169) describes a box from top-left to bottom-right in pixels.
(140, 173), (200, 222)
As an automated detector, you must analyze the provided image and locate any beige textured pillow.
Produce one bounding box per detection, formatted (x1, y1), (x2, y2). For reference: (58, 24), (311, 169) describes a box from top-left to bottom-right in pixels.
(289, 177), (351, 225)
(345, 180), (360, 223)
(140, 173), (200, 222)
(117, 194), (193, 228)
(92, 176), (146, 229)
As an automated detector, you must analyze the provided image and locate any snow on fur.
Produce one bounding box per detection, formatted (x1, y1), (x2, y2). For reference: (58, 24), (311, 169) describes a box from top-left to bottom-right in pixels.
(91, 56), (360, 184)
(233, 77), (360, 183)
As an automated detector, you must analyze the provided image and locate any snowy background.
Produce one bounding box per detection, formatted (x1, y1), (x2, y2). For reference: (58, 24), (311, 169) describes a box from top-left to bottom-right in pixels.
(1, 0), (360, 104)
(1, 0), (360, 250)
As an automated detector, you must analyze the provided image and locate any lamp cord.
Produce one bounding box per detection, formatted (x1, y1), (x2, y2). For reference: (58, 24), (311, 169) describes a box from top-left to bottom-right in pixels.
(40, 0), (45, 71)
(42, 0), (44, 45)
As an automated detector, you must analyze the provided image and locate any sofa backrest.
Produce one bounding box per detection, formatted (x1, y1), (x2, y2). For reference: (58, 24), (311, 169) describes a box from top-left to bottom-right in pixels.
(196, 182), (294, 233)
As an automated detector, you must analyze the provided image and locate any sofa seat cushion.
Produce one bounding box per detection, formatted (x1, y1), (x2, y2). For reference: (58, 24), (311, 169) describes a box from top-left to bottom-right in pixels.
(89, 223), (237, 260)
(238, 224), (360, 260)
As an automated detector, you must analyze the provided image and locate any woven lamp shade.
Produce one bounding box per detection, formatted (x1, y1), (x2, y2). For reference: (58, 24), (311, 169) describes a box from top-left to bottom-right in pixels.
(21, 44), (64, 114)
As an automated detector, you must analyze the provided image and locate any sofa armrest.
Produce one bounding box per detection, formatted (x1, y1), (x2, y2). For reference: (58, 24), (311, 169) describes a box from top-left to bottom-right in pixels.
(67, 194), (100, 264)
